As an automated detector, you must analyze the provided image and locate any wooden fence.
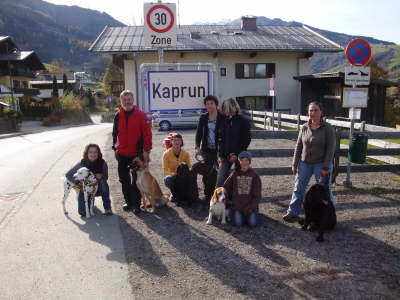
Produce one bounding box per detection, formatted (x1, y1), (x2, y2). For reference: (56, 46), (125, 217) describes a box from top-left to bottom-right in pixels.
(242, 110), (400, 182)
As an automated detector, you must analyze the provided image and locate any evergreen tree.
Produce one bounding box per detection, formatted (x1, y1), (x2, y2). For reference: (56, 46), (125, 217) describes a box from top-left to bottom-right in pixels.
(52, 75), (59, 98)
(62, 73), (69, 94)
(51, 75), (60, 112)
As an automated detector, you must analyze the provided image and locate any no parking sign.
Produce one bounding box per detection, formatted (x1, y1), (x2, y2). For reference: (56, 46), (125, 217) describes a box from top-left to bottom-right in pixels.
(345, 38), (372, 66)
(143, 2), (177, 48)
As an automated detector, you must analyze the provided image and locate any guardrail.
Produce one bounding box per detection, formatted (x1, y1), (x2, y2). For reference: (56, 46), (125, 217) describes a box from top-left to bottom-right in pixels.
(243, 109), (400, 132)
(242, 110), (400, 182)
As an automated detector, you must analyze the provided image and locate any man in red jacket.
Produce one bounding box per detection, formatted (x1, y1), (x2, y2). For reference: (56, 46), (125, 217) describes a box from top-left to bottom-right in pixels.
(112, 90), (152, 214)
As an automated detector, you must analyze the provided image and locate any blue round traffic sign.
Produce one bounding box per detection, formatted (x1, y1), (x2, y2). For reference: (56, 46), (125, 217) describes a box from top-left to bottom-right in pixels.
(345, 38), (372, 66)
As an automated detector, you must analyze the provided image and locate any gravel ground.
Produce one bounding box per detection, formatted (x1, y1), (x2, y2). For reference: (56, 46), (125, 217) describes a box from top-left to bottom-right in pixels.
(105, 129), (400, 299)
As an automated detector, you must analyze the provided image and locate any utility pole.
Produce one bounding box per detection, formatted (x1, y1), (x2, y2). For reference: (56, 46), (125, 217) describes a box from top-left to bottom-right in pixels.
(5, 42), (15, 112)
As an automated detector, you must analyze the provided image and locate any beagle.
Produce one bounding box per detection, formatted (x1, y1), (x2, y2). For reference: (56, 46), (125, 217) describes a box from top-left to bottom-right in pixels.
(131, 157), (169, 213)
(206, 187), (229, 225)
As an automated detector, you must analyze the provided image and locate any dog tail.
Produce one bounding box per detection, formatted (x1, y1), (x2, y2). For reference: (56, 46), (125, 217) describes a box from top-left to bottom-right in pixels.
(161, 194), (170, 205)
(154, 194), (170, 207)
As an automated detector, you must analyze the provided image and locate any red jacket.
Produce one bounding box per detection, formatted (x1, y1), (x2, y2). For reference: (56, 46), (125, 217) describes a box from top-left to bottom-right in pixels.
(114, 107), (152, 157)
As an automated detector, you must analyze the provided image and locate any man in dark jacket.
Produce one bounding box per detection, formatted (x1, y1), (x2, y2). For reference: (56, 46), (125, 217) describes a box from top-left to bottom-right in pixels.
(194, 95), (224, 202)
(195, 95), (224, 166)
(112, 90), (152, 214)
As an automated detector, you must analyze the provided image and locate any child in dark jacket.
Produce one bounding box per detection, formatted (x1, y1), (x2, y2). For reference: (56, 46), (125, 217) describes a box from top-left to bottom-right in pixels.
(65, 144), (112, 217)
(223, 151), (261, 227)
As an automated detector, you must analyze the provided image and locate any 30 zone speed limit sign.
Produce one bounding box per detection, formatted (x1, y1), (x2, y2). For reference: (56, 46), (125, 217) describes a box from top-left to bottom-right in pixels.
(143, 2), (176, 48)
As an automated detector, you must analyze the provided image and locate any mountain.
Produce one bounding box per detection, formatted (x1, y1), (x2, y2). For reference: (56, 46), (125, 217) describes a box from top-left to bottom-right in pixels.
(197, 16), (399, 81)
(255, 17), (399, 81)
(0, 0), (124, 72)
(0, 3), (398, 81)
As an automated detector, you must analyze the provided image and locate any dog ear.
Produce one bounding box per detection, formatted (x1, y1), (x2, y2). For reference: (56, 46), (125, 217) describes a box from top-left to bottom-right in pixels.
(143, 159), (149, 169)
(212, 188), (219, 200)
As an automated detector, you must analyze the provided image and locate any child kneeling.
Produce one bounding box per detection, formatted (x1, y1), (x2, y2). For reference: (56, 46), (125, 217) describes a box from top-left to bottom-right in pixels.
(223, 151), (261, 227)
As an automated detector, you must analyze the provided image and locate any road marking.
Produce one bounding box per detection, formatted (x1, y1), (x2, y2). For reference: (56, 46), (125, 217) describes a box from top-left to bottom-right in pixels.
(0, 192), (25, 201)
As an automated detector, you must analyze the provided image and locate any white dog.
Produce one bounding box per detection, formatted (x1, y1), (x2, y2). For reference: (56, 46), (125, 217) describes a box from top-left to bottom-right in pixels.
(62, 167), (98, 218)
(206, 187), (229, 225)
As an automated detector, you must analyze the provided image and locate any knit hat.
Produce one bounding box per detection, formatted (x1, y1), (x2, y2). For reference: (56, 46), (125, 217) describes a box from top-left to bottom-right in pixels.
(238, 151), (252, 161)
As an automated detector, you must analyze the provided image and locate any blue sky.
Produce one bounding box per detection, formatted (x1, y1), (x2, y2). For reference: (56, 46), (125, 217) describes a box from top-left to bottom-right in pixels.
(46, 0), (400, 44)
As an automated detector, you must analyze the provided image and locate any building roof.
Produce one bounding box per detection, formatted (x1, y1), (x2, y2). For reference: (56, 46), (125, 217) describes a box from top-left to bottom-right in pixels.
(0, 51), (46, 70)
(0, 51), (35, 61)
(30, 80), (76, 85)
(294, 72), (398, 87)
(0, 36), (18, 48)
(89, 25), (343, 54)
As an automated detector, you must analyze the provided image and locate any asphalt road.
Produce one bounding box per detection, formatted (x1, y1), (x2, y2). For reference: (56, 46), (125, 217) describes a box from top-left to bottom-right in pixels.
(0, 123), (133, 299)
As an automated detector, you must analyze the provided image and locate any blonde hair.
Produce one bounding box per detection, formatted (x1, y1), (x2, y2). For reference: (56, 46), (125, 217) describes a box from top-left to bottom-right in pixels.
(120, 90), (134, 102)
(221, 98), (240, 116)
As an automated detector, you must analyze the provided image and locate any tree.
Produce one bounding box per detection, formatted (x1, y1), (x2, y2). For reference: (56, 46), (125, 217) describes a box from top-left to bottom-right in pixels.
(62, 73), (69, 94)
(48, 59), (65, 74)
(51, 75), (61, 112)
(367, 58), (388, 80)
(102, 61), (124, 96)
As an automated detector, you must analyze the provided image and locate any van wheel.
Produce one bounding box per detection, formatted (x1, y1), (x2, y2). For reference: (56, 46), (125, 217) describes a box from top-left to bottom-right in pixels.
(159, 121), (171, 131)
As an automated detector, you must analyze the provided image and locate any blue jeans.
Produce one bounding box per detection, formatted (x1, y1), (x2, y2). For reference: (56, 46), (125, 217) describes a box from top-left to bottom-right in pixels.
(164, 175), (176, 193)
(78, 178), (111, 216)
(164, 175), (198, 200)
(234, 211), (258, 227)
(287, 161), (335, 216)
(216, 160), (239, 187)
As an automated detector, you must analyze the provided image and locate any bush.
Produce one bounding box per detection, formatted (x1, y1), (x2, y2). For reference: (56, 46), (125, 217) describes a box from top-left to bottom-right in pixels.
(59, 93), (82, 112)
(96, 105), (110, 112)
(42, 113), (62, 126)
(384, 98), (400, 127)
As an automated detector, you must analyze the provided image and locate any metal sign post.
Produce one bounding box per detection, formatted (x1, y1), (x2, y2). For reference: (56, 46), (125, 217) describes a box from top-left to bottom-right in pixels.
(143, 2), (176, 66)
(343, 38), (372, 187)
(344, 102), (356, 187)
(269, 76), (275, 131)
(143, 2), (176, 47)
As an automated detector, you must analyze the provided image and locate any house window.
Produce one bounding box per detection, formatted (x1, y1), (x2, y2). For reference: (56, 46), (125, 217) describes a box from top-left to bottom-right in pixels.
(235, 63), (275, 79)
(236, 96), (272, 110)
(13, 80), (20, 88)
(220, 67), (226, 77)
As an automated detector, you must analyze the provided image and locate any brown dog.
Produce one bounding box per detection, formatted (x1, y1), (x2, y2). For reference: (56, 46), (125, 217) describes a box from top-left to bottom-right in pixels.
(131, 157), (169, 212)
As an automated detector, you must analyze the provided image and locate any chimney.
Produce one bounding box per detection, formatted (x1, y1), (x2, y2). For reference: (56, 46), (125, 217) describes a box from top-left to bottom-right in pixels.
(241, 16), (257, 31)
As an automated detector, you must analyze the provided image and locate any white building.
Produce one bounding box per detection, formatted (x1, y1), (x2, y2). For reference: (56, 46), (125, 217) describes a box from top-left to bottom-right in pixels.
(89, 17), (342, 113)
(29, 79), (78, 100)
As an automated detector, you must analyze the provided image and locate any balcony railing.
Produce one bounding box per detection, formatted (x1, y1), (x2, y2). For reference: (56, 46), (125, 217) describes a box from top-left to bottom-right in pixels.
(0, 69), (36, 78)
(13, 87), (40, 95)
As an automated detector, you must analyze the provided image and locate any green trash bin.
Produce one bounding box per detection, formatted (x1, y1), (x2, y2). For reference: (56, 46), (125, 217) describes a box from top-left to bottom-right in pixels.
(348, 132), (368, 164)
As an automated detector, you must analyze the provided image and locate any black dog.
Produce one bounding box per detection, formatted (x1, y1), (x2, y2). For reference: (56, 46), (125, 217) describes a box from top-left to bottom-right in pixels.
(174, 163), (196, 206)
(301, 183), (336, 242)
(191, 161), (217, 204)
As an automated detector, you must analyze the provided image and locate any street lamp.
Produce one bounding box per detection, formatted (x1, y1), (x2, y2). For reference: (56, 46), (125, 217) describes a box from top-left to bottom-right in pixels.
(5, 42), (18, 112)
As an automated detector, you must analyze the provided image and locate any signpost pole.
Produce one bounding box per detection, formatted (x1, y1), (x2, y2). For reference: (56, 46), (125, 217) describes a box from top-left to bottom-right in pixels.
(269, 76), (275, 131)
(158, 48), (164, 64)
(342, 38), (372, 188)
(344, 105), (355, 188)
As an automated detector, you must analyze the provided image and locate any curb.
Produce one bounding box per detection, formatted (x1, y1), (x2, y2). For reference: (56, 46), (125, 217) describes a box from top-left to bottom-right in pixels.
(0, 132), (33, 140)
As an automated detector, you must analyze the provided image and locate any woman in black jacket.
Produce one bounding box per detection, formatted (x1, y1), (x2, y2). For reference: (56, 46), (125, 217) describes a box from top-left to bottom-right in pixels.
(65, 144), (112, 216)
(216, 98), (251, 187)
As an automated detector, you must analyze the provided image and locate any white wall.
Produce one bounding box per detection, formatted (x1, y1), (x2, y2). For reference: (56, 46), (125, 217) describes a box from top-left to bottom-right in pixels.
(123, 60), (136, 103)
(123, 50), (310, 113)
(38, 89), (65, 98)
